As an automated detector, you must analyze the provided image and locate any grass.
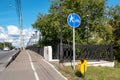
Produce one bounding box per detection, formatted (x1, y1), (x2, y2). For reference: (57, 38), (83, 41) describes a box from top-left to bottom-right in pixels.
(57, 66), (120, 80)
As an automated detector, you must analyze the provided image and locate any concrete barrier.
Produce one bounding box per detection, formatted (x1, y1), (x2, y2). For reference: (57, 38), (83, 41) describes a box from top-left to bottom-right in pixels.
(62, 60), (114, 67)
(5, 50), (20, 68)
(50, 60), (115, 67)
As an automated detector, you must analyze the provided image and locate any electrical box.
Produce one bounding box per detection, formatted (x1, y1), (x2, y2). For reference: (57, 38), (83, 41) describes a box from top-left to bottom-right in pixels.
(44, 46), (52, 61)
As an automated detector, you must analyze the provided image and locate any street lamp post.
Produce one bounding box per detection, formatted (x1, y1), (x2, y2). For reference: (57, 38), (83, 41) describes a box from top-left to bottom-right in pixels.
(39, 31), (42, 46)
(85, 26), (89, 44)
(32, 34), (35, 45)
(86, 14), (90, 44)
(30, 37), (32, 46)
(35, 31), (37, 44)
(4, 43), (5, 48)
(60, 0), (63, 63)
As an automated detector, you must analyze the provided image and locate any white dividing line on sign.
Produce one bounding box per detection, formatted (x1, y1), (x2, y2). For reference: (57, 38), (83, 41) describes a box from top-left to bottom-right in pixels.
(26, 51), (40, 80)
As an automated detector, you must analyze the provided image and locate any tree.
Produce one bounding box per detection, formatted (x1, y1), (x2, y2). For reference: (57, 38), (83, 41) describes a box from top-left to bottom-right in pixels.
(32, 13), (60, 46)
(0, 42), (14, 50)
(108, 5), (120, 61)
(0, 42), (3, 49)
(32, 0), (112, 46)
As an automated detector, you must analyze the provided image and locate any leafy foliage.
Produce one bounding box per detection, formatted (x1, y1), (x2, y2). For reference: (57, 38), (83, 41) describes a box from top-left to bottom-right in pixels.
(0, 42), (14, 50)
(33, 0), (113, 45)
(32, 0), (120, 61)
(108, 5), (120, 61)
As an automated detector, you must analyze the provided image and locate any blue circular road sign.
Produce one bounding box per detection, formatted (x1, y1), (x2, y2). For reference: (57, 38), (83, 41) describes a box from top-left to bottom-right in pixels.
(67, 13), (81, 28)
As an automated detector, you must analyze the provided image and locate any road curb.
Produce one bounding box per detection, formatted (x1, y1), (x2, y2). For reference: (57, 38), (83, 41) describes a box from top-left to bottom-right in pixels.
(43, 59), (68, 80)
(5, 50), (20, 68)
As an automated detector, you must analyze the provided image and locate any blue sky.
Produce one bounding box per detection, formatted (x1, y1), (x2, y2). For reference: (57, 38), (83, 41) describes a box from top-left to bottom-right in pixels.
(0, 0), (120, 47)
(107, 0), (120, 6)
(0, 0), (50, 47)
(0, 0), (120, 30)
(0, 0), (50, 29)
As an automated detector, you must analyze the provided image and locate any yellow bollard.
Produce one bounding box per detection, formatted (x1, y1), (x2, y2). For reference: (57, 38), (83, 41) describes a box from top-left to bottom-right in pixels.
(77, 59), (88, 75)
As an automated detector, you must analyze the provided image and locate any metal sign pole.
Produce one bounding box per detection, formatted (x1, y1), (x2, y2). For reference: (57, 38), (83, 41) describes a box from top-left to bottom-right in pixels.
(67, 13), (81, 70)
(73, 28), (75, 70)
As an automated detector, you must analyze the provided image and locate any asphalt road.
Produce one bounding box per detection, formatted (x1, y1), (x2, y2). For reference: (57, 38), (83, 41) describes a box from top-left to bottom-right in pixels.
(0, 50), (18, 71)
(0, 50), (67, 80)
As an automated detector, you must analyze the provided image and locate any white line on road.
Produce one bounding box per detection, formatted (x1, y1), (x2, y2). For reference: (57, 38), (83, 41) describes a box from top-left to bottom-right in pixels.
(0, 68), (4, 72)
(26, 51), (40, 80)
(7, 57), (12, 62)
(43, 60), (68, 80)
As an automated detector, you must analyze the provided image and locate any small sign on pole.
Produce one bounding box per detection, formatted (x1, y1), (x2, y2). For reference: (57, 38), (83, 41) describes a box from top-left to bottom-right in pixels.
(67, 13), (81, 70)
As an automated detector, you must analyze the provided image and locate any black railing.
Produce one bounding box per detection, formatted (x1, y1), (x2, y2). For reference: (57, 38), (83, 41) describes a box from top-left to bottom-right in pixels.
(26, 46), (44, 57)
(57, 44), (114, 62)
(26, 44), (114, 62)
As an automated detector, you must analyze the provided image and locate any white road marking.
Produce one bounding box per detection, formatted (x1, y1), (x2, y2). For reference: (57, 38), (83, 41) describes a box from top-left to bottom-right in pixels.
(0, 67), (5, 72)
(43, 59), (68, 80)
(26, 51), (40, 80)
(7, 57), (12, 62)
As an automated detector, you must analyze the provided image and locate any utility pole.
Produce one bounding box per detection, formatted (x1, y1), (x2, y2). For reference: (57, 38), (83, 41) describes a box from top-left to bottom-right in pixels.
(20, 12), (23, 50)
(60, 0), (63, 63)
(39, 31), (42, 46)
(86, 14), (90, 44)
(15, 0), (23, 50)
(35, 31), (37, 44)
(4, 42), (5, 48)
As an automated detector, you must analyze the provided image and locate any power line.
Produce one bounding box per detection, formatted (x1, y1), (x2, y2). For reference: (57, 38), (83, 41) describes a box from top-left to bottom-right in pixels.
(15, 0), (23, 50)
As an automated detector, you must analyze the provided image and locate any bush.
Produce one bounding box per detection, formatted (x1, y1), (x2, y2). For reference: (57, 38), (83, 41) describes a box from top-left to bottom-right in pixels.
(114, 45), (120, 62)
(114, 60), (120, 68)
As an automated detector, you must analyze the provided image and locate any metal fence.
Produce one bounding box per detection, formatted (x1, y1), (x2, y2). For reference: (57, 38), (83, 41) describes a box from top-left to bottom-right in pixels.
(26, 44), (114, 62)
(26, 46), (44, 57)
(56, 44), (114, 62)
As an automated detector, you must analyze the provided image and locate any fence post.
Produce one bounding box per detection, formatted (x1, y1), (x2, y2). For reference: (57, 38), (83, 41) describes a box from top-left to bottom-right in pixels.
(110, 44), (113, 61)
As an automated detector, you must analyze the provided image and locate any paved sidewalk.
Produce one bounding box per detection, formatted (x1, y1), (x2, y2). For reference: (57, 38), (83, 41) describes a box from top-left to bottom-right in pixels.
(0, 50), (67, 80)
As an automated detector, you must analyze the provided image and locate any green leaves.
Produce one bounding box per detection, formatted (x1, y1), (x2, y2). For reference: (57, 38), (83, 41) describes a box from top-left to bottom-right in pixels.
(32, 0), (114, 45)
(107, 5), (120, 61)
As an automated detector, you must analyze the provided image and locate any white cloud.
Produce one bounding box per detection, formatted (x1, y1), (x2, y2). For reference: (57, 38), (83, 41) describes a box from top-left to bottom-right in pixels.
(7, 25), (19, 36)
(0, 26), (5, 33)
(0, 33), (7, 40)
(0, 25), (37, 48)
(22, 29), (39, 47)
(23, 29), (34, 36)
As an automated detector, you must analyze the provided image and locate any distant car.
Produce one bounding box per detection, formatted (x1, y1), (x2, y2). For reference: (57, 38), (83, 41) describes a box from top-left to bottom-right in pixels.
(3, 47), (10, 51)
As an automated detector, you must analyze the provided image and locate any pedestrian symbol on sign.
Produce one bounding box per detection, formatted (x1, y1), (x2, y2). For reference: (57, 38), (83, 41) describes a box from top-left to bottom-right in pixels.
(67, 13), (81, 28)
(70, 15), (80, 23)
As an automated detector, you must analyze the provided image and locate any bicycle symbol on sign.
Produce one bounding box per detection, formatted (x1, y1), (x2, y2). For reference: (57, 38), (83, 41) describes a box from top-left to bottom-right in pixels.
(67, 13), (81, 28)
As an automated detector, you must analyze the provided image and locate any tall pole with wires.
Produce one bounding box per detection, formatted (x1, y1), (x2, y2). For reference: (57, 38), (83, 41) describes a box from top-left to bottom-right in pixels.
(15, 0), (23, 50)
